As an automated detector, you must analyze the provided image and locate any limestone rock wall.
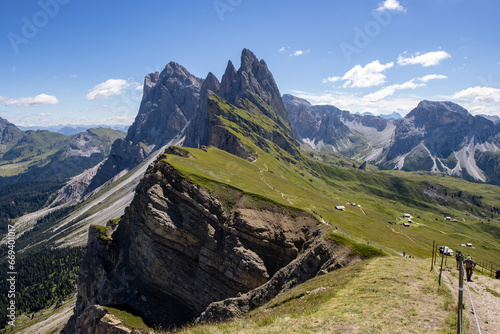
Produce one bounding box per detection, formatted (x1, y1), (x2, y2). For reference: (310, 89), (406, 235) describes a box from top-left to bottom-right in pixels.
(65, 153), (360, 331)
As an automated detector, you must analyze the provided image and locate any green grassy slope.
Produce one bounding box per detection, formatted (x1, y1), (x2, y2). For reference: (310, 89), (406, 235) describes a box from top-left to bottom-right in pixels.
(164, 95), (500, 267)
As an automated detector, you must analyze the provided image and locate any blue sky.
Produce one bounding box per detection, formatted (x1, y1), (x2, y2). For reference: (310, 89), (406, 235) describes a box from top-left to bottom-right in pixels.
(1, 0), (499, 126)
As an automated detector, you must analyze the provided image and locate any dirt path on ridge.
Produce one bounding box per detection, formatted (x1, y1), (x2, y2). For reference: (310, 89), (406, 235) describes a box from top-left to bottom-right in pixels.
(442, 267), (500, 333)
(257, 166), (293, 205)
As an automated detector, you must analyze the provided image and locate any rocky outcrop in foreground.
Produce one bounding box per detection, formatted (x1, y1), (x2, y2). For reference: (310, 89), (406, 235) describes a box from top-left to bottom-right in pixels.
(64, 149), (362, 333)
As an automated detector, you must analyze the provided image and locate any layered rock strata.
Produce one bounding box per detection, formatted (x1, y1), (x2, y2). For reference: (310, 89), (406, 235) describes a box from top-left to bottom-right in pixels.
(64, 151), (361, 332)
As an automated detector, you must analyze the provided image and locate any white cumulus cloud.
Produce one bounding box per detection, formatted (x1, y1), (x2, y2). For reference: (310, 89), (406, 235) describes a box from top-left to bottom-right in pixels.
(363, 74), (447, 102)
(327, 60), (394, 88)
(376, 0), (406, 12)
(322, 77), (341, 84)
(418, 74), (448, 83)
(290, 50), (310, 57)
(398, 51), (451, 67)
(452, 86), (500, 104)
(364, 79), (424, 102)
(0, 93), (59, 107)
(451, 86), (500, 116)
(86, 79), (141, 100)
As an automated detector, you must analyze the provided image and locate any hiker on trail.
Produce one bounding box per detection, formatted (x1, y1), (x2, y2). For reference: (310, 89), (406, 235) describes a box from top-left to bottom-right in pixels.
(496, 268), (500, 279)
(455, 251), (462, 270)
(464, 255), (476, 282)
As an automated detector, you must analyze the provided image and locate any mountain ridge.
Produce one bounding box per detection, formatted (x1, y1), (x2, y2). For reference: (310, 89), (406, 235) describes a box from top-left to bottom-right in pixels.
(62, 49), (371, 332)
(284, 95), (500, 185)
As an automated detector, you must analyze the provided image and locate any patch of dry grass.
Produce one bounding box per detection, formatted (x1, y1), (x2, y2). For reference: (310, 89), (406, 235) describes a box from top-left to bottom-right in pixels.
(172, 257), (457, 334)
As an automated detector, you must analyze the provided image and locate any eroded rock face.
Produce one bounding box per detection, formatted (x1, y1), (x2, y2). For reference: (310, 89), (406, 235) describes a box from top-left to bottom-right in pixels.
(86, 62), (203, 193)
(221, 49), (291, 129)
(66, 151), (360, 331)
(184, 49), (298, 160)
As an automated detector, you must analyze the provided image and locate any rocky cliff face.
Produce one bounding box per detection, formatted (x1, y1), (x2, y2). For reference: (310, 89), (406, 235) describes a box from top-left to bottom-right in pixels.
(182, 72), (221, 149)
(66, 305), (138, 334)
(65, 149), (361, 332)
(184, 49), (298, 160)
(88, 49), (297, 194)
(86, 62), (203, 193)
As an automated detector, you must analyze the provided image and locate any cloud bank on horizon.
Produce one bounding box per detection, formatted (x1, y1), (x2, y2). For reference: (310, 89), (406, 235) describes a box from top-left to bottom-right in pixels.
(0, 94), (59, 107)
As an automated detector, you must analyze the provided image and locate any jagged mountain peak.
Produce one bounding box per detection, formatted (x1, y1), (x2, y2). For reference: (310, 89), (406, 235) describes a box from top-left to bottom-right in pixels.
(240, 48), (260, 70)
(220, 60), (237, 98)
(139, 61), (202, 100)
(161, 61), (195, 78)
(221, 49), (291, 128)
(144, 71), (160, 87)
(182, 71), (221, 149)
(239, 48), (272, 79)
(203, 72), (220, 91)
(127, 63), (203, 142)
(183, 49), (297, 158)
(408, 100), (471, 120)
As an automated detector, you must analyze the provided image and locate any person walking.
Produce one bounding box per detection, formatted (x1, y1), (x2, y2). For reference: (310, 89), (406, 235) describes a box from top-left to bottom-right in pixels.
(464, 255), (476, 282)
(455, 251), (461, 270)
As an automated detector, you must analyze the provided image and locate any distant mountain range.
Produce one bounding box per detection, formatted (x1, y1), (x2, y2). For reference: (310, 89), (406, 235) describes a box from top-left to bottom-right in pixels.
(18, 124), (130, 135)
(4, 53), (500, 208)
(0, 118), (126, 184)
(357, 111), (403, 120)
(284, 96), (500, 185)
(0, 118), (125, 234)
